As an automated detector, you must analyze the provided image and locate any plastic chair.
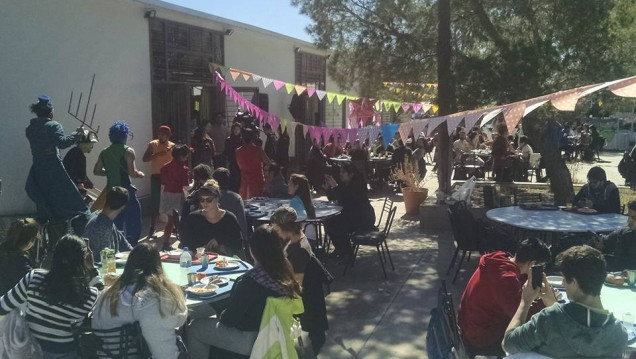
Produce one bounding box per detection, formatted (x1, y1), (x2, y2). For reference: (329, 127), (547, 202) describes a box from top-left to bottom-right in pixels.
(446, 201), (482, 284)
(71, 320), (150, 359)
(343, 206), (397, 279)
(375, 197), (394, 229)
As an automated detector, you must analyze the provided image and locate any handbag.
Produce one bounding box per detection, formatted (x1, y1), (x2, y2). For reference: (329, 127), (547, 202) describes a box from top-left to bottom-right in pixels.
(71, 316), (150, 359)
(309, 253), (334, 297)
(0, 309), (43, 359)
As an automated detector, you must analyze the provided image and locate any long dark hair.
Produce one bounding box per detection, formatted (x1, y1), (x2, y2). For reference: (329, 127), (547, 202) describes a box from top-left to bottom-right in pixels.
(249, 226), (301, 298)
(99, 243), (185, 317)
(289, 174), (315, 219)
(42, 235), (92, 307)
(341, 162), (368, 195)
(0, 218), (39, 254)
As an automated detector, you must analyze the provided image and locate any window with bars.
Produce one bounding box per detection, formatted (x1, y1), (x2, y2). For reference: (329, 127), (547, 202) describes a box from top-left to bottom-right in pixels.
(295, 52), (326, 90)
(150, 18), (224, 84)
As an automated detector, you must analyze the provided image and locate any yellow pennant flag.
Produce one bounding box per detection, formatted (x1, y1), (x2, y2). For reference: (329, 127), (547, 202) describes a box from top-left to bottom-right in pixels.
(285, 83), (295, 94)
(335, 94), (346, 105)
(326, 92), (336, 103)
(431, 104), (439, 114)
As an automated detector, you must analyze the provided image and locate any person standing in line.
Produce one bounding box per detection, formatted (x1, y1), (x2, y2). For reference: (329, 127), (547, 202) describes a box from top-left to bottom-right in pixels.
(190, 120), (215, 168)
(236, 128), (271, 199)
(159, 144), (191, 250)
(276, 127), (290, 177)
(263, 123), (277, 161)
(94, 122), (145, 246)
(224, 122), (243, 193)
(25, 95), (88, 223)
(142, 126), (174, 238)
(210, 112), (229, 169)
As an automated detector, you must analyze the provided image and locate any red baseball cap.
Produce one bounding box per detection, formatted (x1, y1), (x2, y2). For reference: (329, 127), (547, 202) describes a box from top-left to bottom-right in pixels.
(158, 125), (172, 134)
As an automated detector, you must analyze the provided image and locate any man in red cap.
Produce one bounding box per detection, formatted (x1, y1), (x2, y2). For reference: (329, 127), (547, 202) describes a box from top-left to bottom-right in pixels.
(142, 125), (174, 237)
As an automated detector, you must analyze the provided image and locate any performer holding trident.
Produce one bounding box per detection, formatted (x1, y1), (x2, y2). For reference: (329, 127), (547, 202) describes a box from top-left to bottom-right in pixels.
(25, 95), (89, 224)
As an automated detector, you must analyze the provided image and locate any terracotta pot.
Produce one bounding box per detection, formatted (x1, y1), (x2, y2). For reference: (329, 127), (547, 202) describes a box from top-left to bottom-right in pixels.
(402, 187), (429, 215)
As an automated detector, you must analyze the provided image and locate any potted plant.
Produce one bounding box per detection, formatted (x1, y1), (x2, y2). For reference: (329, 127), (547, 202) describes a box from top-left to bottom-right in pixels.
(391, 159), (428, 214)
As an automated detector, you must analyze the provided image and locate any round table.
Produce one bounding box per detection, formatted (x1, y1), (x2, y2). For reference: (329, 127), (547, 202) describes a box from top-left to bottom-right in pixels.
(115, 254), (251, 307)
(486, 206), (627, 233)
(245, 198), (342, 222)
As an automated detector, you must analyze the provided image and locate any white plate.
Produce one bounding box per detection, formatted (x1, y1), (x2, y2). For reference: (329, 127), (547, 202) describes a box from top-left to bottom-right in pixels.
(214, 260), (240, 271)
(547, 275), (564, 289)
(186, 283), (219, 297)
(115, 252), (130, 259)
(200, 276), (229, 287)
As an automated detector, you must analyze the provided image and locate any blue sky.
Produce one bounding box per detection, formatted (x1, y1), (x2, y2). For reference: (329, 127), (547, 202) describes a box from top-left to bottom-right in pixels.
(162, 0), (314, 42)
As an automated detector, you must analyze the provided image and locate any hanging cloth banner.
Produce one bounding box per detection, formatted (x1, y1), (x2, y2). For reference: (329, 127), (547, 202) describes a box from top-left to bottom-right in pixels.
(503, 102), (527, 133)
(445, 114), (465, 136)
(464, 110), (485, 130)
(346, 128), (358, 143)
(273, 80), (286, 90)
(285, 83), (295, 94)
(480, 108), (504, 126)
(368, 126), (382, 143)
(230, 70), (241, 81)
(412, 120), (428, 139)
(424, 117), (446, 136)
(609, 76), (636, 97)
(302, 124), (309, 137)
(315, 90), (327, 100)
(307, 126), (320, 143)
(262, 78), (273, 89)
(381, 124), (399, 147)
(357, 127), (370, 142)
(252, 74), (262, 83)
(287, 121), (298, 136)
(398, 122), (414, 144)
(523, 100), (549, 117)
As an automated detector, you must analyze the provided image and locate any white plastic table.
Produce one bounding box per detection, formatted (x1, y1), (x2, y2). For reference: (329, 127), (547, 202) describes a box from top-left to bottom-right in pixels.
(486, 206), (627, 233)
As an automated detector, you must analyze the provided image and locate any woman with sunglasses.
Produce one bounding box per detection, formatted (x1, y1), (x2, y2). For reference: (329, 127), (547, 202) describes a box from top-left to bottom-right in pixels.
(179, 179), (244, 258)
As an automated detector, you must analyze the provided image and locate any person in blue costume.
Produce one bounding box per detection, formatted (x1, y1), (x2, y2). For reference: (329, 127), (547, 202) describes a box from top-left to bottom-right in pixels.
(93, 122), (145, 245)
(25, 95), (89, 224)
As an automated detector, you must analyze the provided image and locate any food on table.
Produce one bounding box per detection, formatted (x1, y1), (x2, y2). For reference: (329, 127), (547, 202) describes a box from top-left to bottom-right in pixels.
(187, 284), (217, 295)
(215, 259), (228, 268)
(606, 274), (625, 286)
(196, 273), (207, 280)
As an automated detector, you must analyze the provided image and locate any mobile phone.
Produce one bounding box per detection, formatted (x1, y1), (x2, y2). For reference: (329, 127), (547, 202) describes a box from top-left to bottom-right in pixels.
(531, 265), (543, 289)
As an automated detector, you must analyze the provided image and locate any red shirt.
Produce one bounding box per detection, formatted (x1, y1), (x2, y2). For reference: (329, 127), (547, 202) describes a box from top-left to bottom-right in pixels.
(160, 159), (190, 193)
(236, 144), (267, 179)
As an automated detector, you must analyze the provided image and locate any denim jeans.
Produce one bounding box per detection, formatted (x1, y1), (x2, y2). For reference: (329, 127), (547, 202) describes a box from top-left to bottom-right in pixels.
(43, 351), (79, 359)
(114, 186), (142, 246)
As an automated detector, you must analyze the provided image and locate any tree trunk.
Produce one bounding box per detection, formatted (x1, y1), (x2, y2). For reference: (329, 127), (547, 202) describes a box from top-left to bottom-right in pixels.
(437, 0), (455, 194)
(522, 114), (574, 205)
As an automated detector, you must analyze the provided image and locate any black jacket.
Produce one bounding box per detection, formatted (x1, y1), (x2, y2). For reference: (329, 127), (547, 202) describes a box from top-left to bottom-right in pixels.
(0, 249), (32, 296)
(220, 275), (281, 332)
(327, 184), (376, 233)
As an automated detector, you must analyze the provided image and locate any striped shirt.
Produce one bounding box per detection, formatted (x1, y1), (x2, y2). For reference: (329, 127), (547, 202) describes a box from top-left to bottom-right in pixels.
(0, 270), (98, 349)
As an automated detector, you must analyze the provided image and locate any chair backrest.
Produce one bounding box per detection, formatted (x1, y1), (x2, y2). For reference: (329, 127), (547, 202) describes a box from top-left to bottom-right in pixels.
(513, 192), (542, 206)
(381, 206), (398, 238)
(448, 201), (480, 251)
(71, 321), (150, 359)
(529, 153), (541, 167)
(483, 185), (497, 209)
(437, 281), (466, 358)
(376, 197), (394, 228)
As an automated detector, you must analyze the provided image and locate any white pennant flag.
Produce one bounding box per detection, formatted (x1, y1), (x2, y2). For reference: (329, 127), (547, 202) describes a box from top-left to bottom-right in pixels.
(315, 90), (327, 100)
(262, 77), (273, 89)
(252, 74), (262, 83)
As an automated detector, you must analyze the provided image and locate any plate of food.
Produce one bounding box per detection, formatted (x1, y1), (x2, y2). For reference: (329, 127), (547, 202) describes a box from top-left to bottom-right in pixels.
(605, 272), (628, 287)
(214, 259), (241, 271)
(186, 283), (219, 297)
(577, 207), (598, 214)
(200, 275), (229, 287)
(547, 275), (564, 289)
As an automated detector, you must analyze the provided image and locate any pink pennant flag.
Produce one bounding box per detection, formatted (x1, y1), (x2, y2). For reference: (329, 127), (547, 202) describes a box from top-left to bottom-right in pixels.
(398, 122), (413, 143)
(609, 76), (636, 97)
(347, 128), (358, 143)
(306, 87), (316, 98)
(262, 78), (273, 89)
(401, 103), (412, 113)
(504, 103), (527, 133)
(273, 80), (286, 90)
(412, 103), (423, 113)
(315, 90), (327, 100)
(269, 116), (281, 130)
(230, 70), (240, 81)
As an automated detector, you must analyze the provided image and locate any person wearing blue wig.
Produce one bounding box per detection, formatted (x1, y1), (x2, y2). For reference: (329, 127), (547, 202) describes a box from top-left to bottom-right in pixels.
(94, 121), (145, 245)
(25, 95), (90, 224)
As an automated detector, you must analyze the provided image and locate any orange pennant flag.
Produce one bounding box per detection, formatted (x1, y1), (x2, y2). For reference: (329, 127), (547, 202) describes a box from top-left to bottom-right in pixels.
(294, 84), (307, 95)
(230, 70), (240, 81)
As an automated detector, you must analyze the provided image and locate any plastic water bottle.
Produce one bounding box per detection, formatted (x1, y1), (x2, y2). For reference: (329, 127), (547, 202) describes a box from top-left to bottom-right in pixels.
(179, 247), (192, 268)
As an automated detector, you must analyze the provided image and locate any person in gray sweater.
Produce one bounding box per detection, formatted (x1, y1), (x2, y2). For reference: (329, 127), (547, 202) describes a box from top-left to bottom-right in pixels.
(92, 243), (187, 359)
(84, 186), (133, 261)
(503, 245), (627, 359)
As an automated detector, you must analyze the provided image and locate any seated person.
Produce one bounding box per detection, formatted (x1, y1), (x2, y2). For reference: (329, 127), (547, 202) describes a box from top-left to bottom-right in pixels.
(263, 162), (289, 198)
(0, 218), (39, 296)
(84, 186), (133, 262)
(92, 243), (187, 359)
(179, 179), (243, 258)
(592, 200), (636, 271)
(458, 238), (552, 354)
(288, 173), (316, 220)
(452, 130), (471, 164)
(212, 167), (249, 241)
(517, 136), (533, 181)
(270, 207), (328, 354)
(572, 166), (620, 213)
(182, 163), (213, 219)
(186, 225), (302, 357)
(491, 125), (518, 182)
(503, 245), (628, 359)
(618, 143), (636, 187)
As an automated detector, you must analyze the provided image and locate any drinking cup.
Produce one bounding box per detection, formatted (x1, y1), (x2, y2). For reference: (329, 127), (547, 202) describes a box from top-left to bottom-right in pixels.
(196, 247), (205, 259)
(627, 270), (636, 286)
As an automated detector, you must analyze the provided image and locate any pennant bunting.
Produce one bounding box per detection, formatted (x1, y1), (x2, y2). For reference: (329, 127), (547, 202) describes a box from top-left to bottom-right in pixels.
(401, 103), (412, 113)
(412, 120), (428, 139)
(425, 117), (445, 136)
(446, 115), (464, 136)
(504, 103), (527, 133)
(412, 103), (423, 113)
(398, 122), (414, 144)
(335, 94), (346, 105)
(609, 76), (636, 97)
(306, 87), (316, 98)
(326, 92), (336, 103)
(421, 103), (433, 114)
(356, 127), (369, 142)
(551, 90), (580, 111)
(284, 83), (295, 94)
(463, 110), (485, 130)
(523, 100), (549, 117)
(262, 77), (273, 89)
(348, 128), (358, 143)
(241, 73), (251, 81)
(280, 119), (288, 133)
(294, 84), (306, 95)
(302, 125), (309, 137)
(287, 121), (298, 136)
(251, 74), (262, 83)
(273, 80), (286, 90)
(431, 104), (439, 114)
(381, 124), (400, 147)
(315, 90), (327, 100)
(368, 126), (382, 142)
(230, 70), (240, 81)
(481, 108), (504, 126)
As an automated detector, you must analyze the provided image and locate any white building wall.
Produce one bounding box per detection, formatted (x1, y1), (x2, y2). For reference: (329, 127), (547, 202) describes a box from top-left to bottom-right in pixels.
(0, 0), (153, 216)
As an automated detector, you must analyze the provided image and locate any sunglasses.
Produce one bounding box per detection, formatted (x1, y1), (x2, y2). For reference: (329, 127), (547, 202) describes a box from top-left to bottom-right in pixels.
(198, 196), (216, 203)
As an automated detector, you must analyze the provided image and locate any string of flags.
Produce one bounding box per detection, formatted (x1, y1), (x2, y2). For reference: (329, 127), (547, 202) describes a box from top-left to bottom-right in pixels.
(212, 64), (636, 146)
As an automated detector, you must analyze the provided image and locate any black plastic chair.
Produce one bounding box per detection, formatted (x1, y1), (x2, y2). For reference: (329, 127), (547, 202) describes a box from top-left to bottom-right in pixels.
(375, 197), (394, 229)
(447, 201), (482, 284)
(343, 206), (397, 279)
(71, 320), (150, 359)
